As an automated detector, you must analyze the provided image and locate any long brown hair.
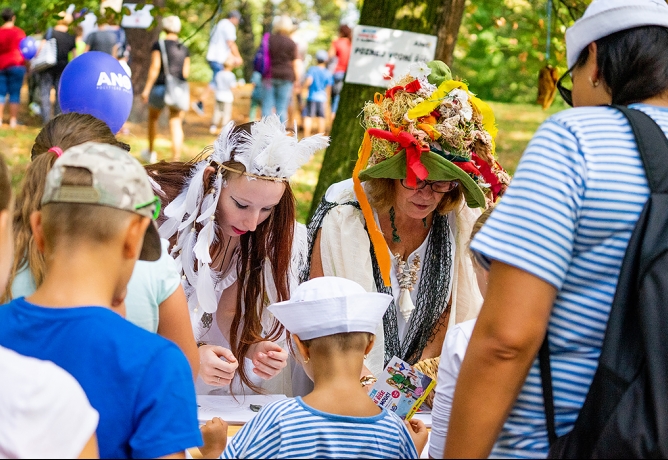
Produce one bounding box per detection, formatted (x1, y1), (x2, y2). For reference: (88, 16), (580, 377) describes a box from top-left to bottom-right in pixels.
(147, 122), (295, 392)
(3, 113), (128, 302)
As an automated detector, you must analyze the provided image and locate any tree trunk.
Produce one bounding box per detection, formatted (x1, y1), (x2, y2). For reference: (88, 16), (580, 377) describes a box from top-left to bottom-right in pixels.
(434, 0), (467, 67)
(308, 0), (467, 219)
(237, 0), (256, 82)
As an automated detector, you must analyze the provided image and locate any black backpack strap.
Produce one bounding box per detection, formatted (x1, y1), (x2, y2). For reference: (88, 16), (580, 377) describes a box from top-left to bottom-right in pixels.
(614, 105), (668, 193)
(539, 335), (558, 445)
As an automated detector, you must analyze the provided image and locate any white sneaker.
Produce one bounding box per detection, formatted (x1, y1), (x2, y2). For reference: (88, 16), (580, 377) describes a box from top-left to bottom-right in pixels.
(140, 149), (158, 163)
(209, 125), (218, 135)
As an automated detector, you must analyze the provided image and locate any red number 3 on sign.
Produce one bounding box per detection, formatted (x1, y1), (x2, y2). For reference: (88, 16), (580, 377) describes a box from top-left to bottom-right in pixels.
(383, 63), (395, 80)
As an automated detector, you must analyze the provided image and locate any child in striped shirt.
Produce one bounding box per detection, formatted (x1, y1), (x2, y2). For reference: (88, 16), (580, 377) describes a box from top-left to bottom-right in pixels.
(220, 277), (427, 459)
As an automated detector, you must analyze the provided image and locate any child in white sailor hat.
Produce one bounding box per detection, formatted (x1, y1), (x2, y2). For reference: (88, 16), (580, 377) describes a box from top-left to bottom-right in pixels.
(219, 276), (428, 459)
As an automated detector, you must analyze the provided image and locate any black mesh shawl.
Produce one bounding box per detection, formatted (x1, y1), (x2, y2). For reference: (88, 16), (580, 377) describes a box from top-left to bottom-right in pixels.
(303, 196), (453, 366)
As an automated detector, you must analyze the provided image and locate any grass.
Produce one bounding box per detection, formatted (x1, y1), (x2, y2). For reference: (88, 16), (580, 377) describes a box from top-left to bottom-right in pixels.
(1, 96), (564, 223)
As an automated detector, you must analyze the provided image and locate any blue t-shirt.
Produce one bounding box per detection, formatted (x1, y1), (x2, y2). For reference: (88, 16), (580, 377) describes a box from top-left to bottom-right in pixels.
(471, 104), (668, 458)
(305, 66), (333, 103)
(0, 298), (202, 459)
(222, 397), (418, 458)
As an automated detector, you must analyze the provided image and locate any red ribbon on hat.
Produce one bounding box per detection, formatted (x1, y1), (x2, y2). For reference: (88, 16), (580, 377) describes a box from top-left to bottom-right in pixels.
(384, 79), (422, 101)
(368, 128), (429, 187)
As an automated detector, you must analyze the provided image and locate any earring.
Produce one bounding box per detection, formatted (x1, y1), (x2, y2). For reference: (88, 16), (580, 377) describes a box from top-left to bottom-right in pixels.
(303, 357), (310, 364)
(389, 207), (401, 243)
(589, 76), (600, 88)
(364, 354), (368, 359)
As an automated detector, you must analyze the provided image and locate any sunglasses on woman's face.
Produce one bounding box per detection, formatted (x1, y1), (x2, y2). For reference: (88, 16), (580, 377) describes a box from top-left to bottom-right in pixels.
(556, 65), (576, 107)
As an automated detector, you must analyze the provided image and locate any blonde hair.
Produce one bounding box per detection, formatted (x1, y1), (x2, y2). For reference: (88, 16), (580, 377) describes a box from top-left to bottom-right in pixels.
(272, 15), (294, 35)
(364, 177), (464, 216)
(162, 15), (181, 34)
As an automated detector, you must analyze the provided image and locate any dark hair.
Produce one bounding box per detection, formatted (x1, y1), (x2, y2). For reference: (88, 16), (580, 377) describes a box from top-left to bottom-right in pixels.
(0, 154), (10, 212)
(339, 24), (352, 40)
(1, 8), (14, 23)
(147, 122), (295, 393)
(575, 26), (668, 105)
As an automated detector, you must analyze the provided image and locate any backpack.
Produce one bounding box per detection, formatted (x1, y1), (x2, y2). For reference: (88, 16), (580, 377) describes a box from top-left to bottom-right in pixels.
(540, 105), (668, 458)
(253, 32), (271, 78)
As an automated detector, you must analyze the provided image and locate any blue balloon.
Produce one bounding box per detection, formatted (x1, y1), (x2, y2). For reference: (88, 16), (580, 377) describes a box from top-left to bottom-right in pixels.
(19, 36), (37, 60)
(58, 51), (133, 134)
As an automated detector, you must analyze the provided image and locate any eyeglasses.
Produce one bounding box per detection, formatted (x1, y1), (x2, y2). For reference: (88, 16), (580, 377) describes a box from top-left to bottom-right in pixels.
(556, 65), (575, 107)
(400, 178), (458, 193)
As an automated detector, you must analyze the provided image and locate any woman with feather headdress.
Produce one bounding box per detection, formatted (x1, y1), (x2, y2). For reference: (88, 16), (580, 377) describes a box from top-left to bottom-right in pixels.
(147, 114), (329, 395)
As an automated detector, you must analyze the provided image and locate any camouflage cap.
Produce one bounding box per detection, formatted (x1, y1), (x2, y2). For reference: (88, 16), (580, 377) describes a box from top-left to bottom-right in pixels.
(42, 142), (162, 261)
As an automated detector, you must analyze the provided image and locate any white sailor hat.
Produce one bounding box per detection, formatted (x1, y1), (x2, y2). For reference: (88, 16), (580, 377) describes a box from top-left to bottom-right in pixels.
(566, 0), (668, 69)
(268, 277), (392, 341)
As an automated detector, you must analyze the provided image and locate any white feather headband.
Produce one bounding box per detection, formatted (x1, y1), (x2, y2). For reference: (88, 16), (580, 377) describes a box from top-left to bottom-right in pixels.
(157, 115), (329, 329)
(212, 114), (329, 181)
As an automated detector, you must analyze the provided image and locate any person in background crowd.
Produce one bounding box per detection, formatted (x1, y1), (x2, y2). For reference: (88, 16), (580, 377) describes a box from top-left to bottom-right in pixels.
(84, 0), (126, 58)
(0, 8), (26, 129)
(445, 0), (668, 457)
(141, 15), (190, 162)
(210, 59), (237, 135)
(193, 10), (242, 117)
(302, 50), (332, 137)
(39, 12), (76, 125)
(248, 70), (262, 122)
(262, 15), (300, 123)
(328, 24), (351, 120)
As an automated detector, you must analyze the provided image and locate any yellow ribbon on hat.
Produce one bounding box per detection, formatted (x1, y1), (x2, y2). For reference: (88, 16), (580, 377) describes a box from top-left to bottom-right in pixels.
(352, 131), (392, 287)
(407, 80), (498, 154)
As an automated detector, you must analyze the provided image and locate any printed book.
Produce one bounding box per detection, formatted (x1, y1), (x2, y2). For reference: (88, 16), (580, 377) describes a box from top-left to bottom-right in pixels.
(368, 355), (435, 420)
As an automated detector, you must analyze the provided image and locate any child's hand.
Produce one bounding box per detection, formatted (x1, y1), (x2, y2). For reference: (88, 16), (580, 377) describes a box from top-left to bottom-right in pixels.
(405, 418), (428, 454)
(199, 417), (228, 458)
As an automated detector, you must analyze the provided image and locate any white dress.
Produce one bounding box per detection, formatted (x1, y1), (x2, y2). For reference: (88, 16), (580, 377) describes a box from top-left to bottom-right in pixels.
(192, 222), (309, 396)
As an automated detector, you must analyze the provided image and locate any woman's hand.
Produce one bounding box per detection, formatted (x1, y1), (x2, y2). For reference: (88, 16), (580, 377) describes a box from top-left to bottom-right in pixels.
(199, 417), (228, 459)
(405, 418), (429, 454)
(248, 341), (288, 380)
(141, 90), (149, 104)
(199, 345), (238, 386)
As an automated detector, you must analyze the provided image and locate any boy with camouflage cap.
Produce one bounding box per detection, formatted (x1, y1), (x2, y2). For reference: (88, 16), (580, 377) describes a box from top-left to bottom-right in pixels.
(0, 142), (203, 459)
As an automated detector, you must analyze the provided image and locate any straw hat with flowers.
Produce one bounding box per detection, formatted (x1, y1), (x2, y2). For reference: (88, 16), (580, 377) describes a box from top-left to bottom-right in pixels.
(352, 60), (510, 285)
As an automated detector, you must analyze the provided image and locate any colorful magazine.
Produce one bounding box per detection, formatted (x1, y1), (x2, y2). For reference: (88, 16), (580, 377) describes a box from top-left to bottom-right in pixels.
(368, 355), (435, 420)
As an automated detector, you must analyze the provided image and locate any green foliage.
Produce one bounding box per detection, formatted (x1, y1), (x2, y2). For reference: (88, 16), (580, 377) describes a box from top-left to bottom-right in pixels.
(452, 0), (589, 103)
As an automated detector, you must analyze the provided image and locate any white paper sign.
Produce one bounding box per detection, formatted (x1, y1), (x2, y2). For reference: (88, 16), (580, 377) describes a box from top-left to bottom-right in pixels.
(120, 3), (154, 29)
(345, 26), (437, 88)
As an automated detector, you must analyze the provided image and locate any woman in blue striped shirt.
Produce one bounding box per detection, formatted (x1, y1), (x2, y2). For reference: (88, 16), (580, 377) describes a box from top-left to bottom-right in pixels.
(445, 0), (668, 458)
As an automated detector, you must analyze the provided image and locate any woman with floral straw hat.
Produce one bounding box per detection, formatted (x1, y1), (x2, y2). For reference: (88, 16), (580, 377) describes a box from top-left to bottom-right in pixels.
(147, 114), (329, 395)
(304, 60), (510, 377)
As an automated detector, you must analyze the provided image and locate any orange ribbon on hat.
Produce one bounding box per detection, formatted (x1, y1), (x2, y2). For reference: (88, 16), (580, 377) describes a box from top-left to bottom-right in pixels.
(352, 131), (392, 286)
